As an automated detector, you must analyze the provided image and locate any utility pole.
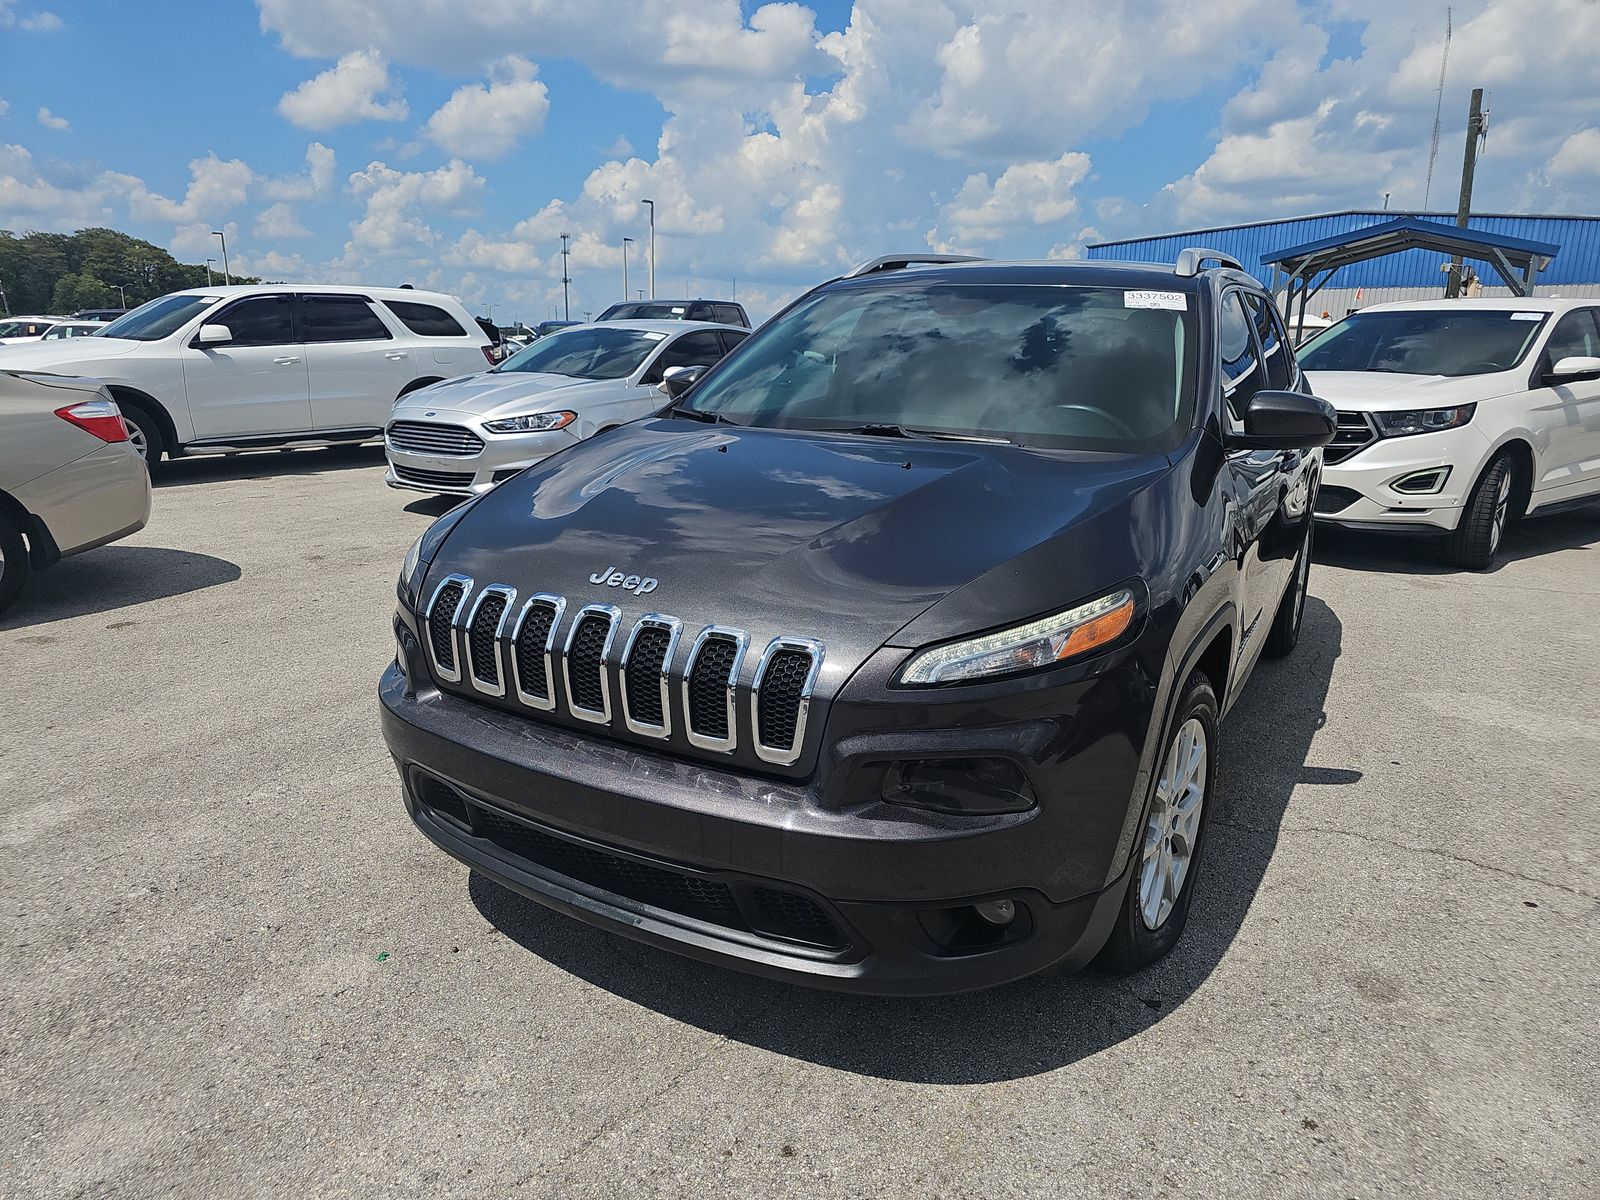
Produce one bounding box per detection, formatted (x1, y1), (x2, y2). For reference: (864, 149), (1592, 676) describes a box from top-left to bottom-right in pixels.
(559, 233), (572, 321)
(0, 275), (9, 316)
(622, 236), (634, 299)
(212, 230), (230, 285)
(204, 259), (215, 286)
(641, 199), (656, 298)
(1445, 87), (1487, 299)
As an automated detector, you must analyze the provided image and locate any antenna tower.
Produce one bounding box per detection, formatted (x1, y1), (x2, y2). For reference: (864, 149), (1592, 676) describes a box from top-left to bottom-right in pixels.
(1423, 7), (1452, 208)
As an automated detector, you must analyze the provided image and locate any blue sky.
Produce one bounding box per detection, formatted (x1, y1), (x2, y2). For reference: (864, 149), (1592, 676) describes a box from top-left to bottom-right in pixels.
(1, 1), (1596, 321)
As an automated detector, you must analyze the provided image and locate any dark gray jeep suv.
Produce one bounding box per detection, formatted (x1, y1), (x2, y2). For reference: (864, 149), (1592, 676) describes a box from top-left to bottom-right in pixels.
(380, 251), (1334, 994)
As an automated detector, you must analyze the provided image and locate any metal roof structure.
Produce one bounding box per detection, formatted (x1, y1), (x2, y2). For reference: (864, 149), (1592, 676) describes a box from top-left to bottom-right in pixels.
(1261, 216), (1561, 336)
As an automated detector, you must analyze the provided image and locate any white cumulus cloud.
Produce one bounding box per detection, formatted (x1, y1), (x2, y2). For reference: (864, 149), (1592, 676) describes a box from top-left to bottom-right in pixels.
(36, 107), (68, 130)
(277, 50), (408, 130)
(424, 57), (550, 161)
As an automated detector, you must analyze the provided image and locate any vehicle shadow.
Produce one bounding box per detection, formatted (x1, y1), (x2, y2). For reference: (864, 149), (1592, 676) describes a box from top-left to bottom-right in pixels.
(403, 495), (463, 519)
(152, 444), (386, 488)
(467, 597), (1346, 1083)
(0, 546), (241, 630)
(1314, 506), (1598, 576)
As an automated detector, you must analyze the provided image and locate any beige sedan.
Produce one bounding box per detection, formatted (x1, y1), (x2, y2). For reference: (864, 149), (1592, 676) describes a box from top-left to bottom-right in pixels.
(0, 370), (152, 615)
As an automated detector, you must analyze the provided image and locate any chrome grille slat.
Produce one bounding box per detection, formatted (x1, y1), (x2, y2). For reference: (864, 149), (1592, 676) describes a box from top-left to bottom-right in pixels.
(387, 420), (485, 457)
(510, 595), (566, 710)
(683, 626), (748, 753)
(562, 605), (621, 723)
(1324, 410), (1377, 465)
(620, 615), (682, 738)
(423, 573), (474, 684)
(751, 638), (824, 766)
(465, 585), (516, 697)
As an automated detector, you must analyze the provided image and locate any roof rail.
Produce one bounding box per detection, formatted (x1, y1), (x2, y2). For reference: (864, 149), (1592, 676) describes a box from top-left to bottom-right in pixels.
(1174, 247), (1244, 276)
(843, 254), (985, 279)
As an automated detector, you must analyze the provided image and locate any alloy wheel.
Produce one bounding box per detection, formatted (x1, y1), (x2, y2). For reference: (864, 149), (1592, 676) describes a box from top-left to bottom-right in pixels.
(1489, 469), (1512, 554)
(127, 421), (149, 461)
(1139, 716), (1208, 930)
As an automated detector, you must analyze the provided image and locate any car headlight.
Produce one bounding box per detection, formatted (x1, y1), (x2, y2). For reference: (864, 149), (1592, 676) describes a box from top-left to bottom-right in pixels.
(482, 410), (577, 434)
(899, 589), (1136, 685)
(1370, 405), (1476, 438)
(397, 499), (476, 609)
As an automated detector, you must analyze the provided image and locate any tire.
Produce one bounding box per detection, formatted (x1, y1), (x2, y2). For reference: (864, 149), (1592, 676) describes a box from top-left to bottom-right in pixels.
(0, 509), (30, 617)
(1098, 671), (1219, 974)
(118, 402), (165, 469)
(1445, 452), (1515, 570)
(1263, 521), (1312, 658)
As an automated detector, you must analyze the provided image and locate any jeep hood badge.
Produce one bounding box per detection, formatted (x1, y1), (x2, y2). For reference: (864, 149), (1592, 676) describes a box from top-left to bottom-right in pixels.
(589, 564), (659, 596)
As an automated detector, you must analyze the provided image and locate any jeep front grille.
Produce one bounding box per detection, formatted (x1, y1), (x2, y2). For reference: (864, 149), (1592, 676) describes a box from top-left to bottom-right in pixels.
(421, 578), (821, 763)
(1325, 411), (1377, 464)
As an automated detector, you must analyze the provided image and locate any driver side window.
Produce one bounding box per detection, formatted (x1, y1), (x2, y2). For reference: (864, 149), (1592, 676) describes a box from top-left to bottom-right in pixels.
(1219, 292), (1262, 434)
(643, 330), (725, 383)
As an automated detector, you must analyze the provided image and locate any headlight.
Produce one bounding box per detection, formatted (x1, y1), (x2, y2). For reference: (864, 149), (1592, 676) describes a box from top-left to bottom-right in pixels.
(482, 410), (576, 434)
(400, 530), (425, 595)
(899, 589), (1136, 685)
(397, 499), (476, 609)
(1371, 405), (1476, 438)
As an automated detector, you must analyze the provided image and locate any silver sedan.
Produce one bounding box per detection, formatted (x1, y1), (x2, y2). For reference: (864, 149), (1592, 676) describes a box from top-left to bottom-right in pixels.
(384, 320), (747, 496)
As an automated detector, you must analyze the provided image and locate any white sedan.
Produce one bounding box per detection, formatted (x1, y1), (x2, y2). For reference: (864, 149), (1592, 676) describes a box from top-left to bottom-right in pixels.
(383, 320), (747, 496)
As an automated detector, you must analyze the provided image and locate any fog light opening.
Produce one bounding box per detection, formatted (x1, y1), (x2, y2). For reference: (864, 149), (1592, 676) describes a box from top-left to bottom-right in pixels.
(882, 757), (1036, 816)
(974, 898), (1016, 926)
(1390, 466), (1451, 495)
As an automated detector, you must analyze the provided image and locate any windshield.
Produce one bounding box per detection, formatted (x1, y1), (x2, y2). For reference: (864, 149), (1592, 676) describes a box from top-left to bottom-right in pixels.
(600, 303), (688, 320)
(495, 326), (662, 380)
(1298, 309), (1548, 376)
(678, 283), (1196, 451)
(99, 294), (220, 341)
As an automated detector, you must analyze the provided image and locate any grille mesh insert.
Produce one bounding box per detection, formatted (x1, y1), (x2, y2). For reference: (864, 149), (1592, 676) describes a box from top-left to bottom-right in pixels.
(624, 627), (672, 727)
(428, 582), (465, 671)
(567, 614), (612, 712)
(687, 638), (738, 739)
(758, 649), (811, 750)
(514, 602), (558, 699)
(468, 594), (507, 685)
(748, 886), (845, 948)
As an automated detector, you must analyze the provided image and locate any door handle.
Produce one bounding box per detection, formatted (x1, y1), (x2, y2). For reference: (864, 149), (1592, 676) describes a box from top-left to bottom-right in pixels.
(273, 356), (301, 365)
(384, 351), (407, 360)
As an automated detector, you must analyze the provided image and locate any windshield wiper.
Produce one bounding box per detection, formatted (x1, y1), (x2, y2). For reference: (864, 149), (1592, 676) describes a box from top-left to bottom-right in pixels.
(833, 422), (1015, 445)
(669, 405), (737, 425)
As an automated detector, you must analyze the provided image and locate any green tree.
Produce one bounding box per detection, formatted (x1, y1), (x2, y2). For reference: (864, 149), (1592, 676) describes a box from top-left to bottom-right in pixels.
(50, 271), (115, 314)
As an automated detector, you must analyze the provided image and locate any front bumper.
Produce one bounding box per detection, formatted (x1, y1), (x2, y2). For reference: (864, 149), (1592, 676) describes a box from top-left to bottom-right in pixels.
(384, 428), (578, 496)
(379, 664), (1132, 995)
(1316, 421), (1494, 532)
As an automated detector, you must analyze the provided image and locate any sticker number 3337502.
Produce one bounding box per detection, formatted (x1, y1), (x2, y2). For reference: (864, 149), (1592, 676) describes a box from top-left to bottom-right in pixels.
(1125, 291), (1188, 311)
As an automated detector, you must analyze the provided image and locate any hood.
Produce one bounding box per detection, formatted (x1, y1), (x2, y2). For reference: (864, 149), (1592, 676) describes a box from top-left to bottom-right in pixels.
(1303, 369), (1522, 410)
(0, 336), (140, 368)
(430, 418), (1171, 675)
(394, 370), (599, 419)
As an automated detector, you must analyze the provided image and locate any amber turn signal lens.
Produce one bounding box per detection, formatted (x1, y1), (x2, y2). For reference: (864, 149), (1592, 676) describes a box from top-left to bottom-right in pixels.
(1055, 596), (1134, 661)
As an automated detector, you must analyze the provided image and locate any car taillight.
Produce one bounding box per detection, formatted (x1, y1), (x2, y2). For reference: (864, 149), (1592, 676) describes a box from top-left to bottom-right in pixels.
(481, 345), (498, 366)
(54, 400), (129, 443)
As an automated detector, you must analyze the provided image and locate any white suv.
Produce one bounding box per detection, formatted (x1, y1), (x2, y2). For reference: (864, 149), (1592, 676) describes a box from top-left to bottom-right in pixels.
(1300, 298), (1600, 568)
(0, 285), (493, 467)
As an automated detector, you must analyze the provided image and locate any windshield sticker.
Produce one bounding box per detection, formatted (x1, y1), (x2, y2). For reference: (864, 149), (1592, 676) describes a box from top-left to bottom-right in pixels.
(1510, 312), (1543, 321)
(670, 307), (687, 314)
(642, 331), (668, 340)
(1125, 291), (1188, 311)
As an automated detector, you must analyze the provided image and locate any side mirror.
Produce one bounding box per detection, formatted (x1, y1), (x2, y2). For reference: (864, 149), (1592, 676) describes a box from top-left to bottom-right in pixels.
(196, 323), (233, 346)
(656, 363), (708, 398)
(1230, 390), (1336, 450)
(1545, 355), (1600, 385)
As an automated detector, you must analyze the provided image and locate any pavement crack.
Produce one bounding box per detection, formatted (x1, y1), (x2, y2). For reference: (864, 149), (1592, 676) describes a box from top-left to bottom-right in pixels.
(1212, 819), (1598, 900)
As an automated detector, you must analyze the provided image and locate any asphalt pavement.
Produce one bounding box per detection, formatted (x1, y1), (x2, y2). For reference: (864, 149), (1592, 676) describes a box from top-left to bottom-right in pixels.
(2, 445), (1595, 1198)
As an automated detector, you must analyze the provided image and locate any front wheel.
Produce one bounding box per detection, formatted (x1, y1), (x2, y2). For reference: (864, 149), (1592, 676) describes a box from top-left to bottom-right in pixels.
(1263, 522), (1312, 658)
(1097, 671), (1219, 974)
(0, 509), (30, 616)
(1445, 452), (1515, 570)
(118, 403), (165, 469)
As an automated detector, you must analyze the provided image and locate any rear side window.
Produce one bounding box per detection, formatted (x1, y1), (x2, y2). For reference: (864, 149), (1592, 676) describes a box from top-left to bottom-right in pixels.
(212, 294), (295, 347)
(385, 300), (468, 337)
(299, 295), (392, 343)
(713, 305), (745, 327)
(717, 330), (747, 355)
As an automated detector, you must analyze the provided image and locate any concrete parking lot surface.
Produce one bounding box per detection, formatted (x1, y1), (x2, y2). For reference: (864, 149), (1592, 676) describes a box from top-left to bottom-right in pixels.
(3, 446), (1596, 1198)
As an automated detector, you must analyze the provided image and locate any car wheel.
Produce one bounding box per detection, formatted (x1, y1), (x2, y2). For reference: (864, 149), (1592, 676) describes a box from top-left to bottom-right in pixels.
(1445, 452), (1515, 571)
(0, 510), (30, 616)
(119, 403), (165, 469)
(1263, 521), (1312, 658)
(1097, 670), (1218, 974)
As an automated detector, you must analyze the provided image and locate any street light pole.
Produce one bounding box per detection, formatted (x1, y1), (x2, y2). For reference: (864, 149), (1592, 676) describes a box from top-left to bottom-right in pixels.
(621, 236), (634, 299)
(204, 259), (215, 286)
(641, 199), (655, 299)
(559, 233), (571, 321)
(110, 283), (127, 308)
(212, 230), (230, 285)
